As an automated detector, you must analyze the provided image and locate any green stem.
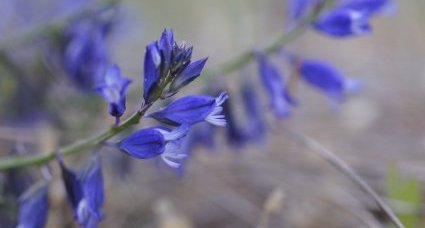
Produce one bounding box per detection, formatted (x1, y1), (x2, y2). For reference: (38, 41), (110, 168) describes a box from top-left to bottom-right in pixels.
(0, 1), (325, 171)
(0, 110), (142, 170)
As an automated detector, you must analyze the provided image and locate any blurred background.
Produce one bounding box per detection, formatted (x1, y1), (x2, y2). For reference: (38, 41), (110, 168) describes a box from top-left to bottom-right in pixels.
(0, 0), (424, 227)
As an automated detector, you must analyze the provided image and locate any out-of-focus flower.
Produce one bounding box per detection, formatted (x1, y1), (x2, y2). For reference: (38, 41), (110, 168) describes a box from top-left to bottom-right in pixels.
(256, 53), (293, 118)
(16, 182), (49, 228)
(95, 65), (132, 121)
(149, 92), (228, 127)
(222, 97), (247, 148)
(339, 0), (395, 16)
(298, 59), (361, 101)
(143, 29), (207, 103)
(313, 8), (371, 37)
(63, 16), (111, 90)
(58, 154), (104, 228)
(187, 122), (216, 153)
(119, 125), (189, 168)
(241, 82), (267, 144)
(286, 0), (317, 27)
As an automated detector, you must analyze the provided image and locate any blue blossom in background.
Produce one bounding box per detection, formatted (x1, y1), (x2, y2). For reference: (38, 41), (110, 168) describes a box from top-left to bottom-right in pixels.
(149, 92), (228, 127)
(241, 82), (266, 145)
(119, 125), (189, 168)
(222, 97), (247, 148)
(314, 8), (371, 37)
(58, 154), (104, 228)
(17, 182), (49, 228)
(187, 122), (216, 153)
(286, 0), (316, 28)
(63, 17), (111, 90)
(340, 0), (395, 16)
(95, 65), (132, 122)
(143, 29), (207, 103)
(256, 53), (293, 118)
(298, 59), (361, 101)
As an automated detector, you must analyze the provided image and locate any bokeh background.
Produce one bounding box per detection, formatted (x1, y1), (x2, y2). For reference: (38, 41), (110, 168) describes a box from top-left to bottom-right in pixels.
(0, 0), (424, 227)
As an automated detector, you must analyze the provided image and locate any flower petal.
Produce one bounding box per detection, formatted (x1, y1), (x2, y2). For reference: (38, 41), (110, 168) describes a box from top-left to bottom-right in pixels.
(119, 128), (166, 159)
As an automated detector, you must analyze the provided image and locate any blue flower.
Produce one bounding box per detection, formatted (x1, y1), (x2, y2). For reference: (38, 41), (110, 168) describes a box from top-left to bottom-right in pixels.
(149, 92), (228, 126)
(286, 0), (316, 27)
(119, 125), (189, 168)
(313, 8), (371, 37)
(186, 122), (216, 152)
(143, 29), (207, 103)
(169, 57), (208, 93)
(95, 65), (132, 121)
(241, 82), (266, 144)
(17, 182), (49, 228)
(58, 154), (104, 228)
(298, 59), (361, 101)
(340, 0), (395, 16)
(256, 53), (293, 118)
(64, 17), (110, 90)
(143, 41), (162, 103)
(222, 97), (247, 148)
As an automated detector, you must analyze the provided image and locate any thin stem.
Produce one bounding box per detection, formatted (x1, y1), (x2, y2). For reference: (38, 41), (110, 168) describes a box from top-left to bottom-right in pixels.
(286, 128), (404, 228)
(0, 0), (325, 170)
(0, 110), (143, 171)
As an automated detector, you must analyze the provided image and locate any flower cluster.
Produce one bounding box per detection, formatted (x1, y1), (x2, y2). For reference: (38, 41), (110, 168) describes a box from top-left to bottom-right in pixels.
(15, 28), (227, 227)
(9, 1), (396, 227)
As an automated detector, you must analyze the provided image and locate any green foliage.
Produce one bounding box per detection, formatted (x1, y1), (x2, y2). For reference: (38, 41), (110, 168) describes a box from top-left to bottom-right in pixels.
(387, 165), (423, 228)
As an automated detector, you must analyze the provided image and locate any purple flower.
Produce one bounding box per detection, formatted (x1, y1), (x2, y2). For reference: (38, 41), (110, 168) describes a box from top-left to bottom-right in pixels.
(143, 41), (162, 103)
(169, 57), (208, 93)
(298, 59), (361, 101)
(340, 0), (395, 16)
(143, 29), (207, 103)
(95, 65), (132, 120)
(17, 182), (49, 228)
(313, 8), (371, 38)
(241, 82), (266, 144)
(119, 125), (189, 168)
(256, 54), (293, 118)
(58, 154), (104, 228)
(149, 92), (228, 126)
(187, 122), (216, 152)
(222, 97), (247, 148)
(286, 0), (316, 27)
(63, 17), (111, 90)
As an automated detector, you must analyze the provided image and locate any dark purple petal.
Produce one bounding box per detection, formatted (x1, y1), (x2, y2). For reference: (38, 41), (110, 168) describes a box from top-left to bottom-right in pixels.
(257, 54), (292, 118)
(170, 57), (208, 92)
(143, 42), (162, 102)
(222, 97), (247, 148)
(17, 182), (49, 228)
(149, 95), (216, 126)
(241, 82), (266, 144)
(79, 155), (104, 222)
(158, 29), (174, 70)
(119, 128), (166, 159)
(314, 8), (372, 38)
(58, 156), (83, 215)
